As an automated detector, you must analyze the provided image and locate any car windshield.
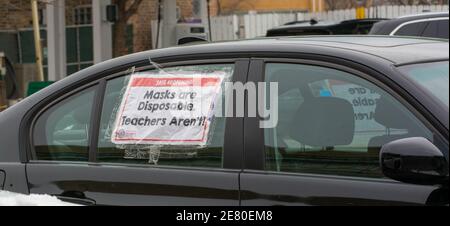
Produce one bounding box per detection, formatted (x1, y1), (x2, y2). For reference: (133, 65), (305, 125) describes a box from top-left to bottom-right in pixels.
(399, 61), (449, 108)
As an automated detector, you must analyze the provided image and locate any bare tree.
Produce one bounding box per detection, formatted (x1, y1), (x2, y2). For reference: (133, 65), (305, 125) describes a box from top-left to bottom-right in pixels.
(113, 0), (144, 57)
(324, 0), (338, 10)
(325, 0), (447, 9)
(324, 0), (360, 10)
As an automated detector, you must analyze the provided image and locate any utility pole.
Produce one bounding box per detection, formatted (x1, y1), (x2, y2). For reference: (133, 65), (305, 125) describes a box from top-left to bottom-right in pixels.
(93, 0), (113, 64)
(161, 0), (178, 48)
(0, 53), (6, 111)
(47, 0), (67, 81)
(31, 0), (45, 82)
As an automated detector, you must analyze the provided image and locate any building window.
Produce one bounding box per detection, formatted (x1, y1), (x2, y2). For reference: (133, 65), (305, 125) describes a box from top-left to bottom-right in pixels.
(74, 6), (92, 25)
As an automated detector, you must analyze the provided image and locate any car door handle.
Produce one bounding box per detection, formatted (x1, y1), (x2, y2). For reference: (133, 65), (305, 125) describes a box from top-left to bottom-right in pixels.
(55, 195), (96, 206)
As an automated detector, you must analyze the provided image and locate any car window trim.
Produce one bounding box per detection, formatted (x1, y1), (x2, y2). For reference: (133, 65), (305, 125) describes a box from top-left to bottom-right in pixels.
(26, 160), (243, 174)
(242, 169), (406, 184)
(390, 17), (449, 36)
(395, 59), (449, 67)
(102, 59), (239, 81)
(89, 79), (107, 162)
(27, 58), (248, 171)
(244, 57), (449, 173)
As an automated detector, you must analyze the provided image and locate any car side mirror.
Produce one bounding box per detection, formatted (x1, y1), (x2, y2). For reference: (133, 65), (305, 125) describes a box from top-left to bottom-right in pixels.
(380, 137), (449, 186)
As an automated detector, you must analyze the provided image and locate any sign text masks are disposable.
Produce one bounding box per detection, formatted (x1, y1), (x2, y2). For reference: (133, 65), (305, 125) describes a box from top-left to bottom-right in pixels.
(112, 73), (225, 146)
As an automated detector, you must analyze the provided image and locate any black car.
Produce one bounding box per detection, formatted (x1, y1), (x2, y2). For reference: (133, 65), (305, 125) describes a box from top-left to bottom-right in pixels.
(267, 19), (386, 37)
(370, 12), (449, 39)
(0, 36), (448, 206)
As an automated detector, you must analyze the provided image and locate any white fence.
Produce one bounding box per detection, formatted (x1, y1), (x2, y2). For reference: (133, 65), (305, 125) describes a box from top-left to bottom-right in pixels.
(152, 4), (449, 47)
(212, 4), (449, 41)
(211, 15), (239, 41)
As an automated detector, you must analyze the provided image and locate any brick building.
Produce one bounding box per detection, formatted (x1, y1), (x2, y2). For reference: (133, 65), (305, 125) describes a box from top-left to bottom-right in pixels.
(0, 0), (201, 86)
(0, 0), (97, 29)
(210, 0), (324, 15)
(0, 0), (196, 62)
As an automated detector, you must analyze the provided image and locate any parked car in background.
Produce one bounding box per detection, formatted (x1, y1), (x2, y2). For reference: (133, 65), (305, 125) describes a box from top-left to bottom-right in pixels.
(267, 18), (386, 37)
(0, 36), (448, 206)
(370, 12), (449, 39)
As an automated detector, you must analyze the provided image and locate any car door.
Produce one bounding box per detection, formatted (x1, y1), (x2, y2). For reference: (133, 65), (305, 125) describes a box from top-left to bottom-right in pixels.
(240, 59), (448, 206)
(25, 59), (248, 206)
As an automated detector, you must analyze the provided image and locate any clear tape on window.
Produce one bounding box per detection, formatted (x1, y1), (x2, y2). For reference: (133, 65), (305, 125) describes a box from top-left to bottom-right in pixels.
(103, 62), (234, 164)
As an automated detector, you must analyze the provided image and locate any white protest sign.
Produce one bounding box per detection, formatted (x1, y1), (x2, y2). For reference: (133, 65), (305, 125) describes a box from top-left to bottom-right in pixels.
(111, 72), (225, 146)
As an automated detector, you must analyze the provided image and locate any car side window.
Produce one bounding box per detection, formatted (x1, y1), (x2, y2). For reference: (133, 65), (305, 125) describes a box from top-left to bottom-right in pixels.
(97, 64), (234, 169)
(422, 21), (439, 38)
(437, 20), (449, 39)
(422, 20), (449, 39)
(395, 21), (428, 36)
(33, 86), (97, 161)
(264, 63), (439, 178)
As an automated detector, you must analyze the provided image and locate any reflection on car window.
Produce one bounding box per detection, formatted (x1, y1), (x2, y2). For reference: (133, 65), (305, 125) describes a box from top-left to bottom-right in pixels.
(399, 61), (449, 108)
(437, 20), (449, 39)
(33, 86), (96, 161)
(97, 64), (234, 169)
(422, 21), (440, 38)
(264, 63), (437, 178)
(395, 21), (428, 36)
(421, 20), (449, 39)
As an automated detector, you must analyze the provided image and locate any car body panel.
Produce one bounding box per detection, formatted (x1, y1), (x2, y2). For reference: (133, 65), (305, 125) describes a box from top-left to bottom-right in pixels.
(0, 163), (29, 194)
(27, 163), (241, 206)
(240, 171), (441, 206)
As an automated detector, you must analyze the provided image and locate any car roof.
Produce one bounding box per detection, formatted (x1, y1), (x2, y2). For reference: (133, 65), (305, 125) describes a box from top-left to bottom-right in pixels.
(279, 36), (448, 63)
(397, 11), (449, 20)
(370, 12), (449, 35)
(66, 36), (448, 87)
(149, 36), (449, 65)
